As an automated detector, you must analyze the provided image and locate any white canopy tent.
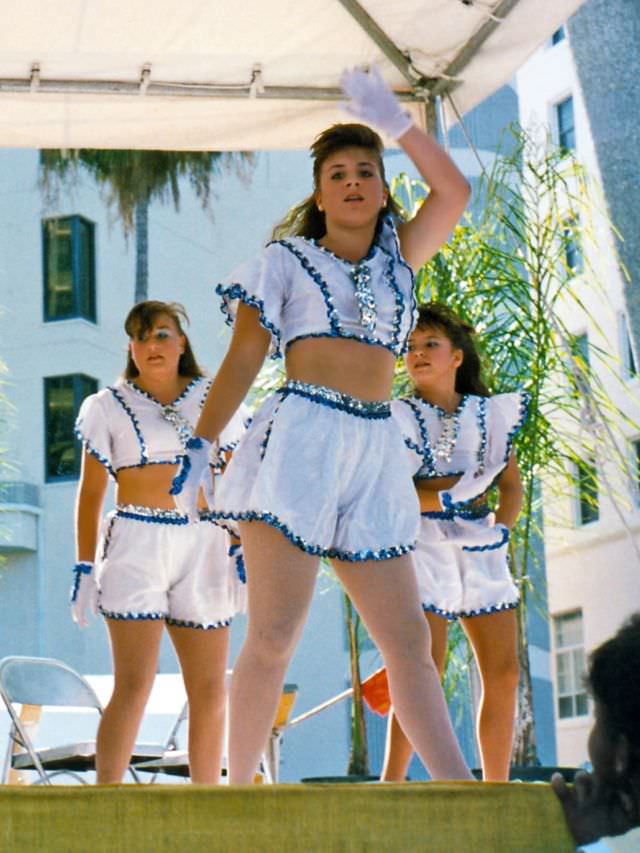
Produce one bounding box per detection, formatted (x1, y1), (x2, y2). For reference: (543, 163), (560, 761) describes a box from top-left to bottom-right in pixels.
(0, 1), (586, 150)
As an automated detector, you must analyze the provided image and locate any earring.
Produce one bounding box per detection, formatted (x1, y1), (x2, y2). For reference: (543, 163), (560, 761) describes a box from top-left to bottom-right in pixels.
(317, 203), (324, 212)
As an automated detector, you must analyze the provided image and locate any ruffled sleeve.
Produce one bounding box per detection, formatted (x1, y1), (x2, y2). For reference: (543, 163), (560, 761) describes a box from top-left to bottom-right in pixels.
(391, 399), (425, 477)
(485, 391), (530, 467)
(74, 391), (115, 477)
(215, 243), (288, 359)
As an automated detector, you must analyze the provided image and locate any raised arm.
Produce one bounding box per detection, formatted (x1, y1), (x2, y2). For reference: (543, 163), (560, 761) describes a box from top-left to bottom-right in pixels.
(395, 125), (470, 271)
(340, 65), (470, 271)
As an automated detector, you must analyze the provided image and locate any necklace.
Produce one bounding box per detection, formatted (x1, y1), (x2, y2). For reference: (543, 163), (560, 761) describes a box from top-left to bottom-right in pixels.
(349, 262), (377, 333)
(160, 404), (194, 448)
(432, 409), (461, 465)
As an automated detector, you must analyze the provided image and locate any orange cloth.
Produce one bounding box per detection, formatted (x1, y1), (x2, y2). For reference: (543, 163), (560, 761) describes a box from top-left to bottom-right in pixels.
(361, 667), (391, 716)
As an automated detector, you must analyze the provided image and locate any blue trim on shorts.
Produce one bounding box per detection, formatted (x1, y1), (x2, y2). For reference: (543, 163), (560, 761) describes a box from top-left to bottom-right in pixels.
(99, 607), (166, 621)
(423, 598), (519, 621)
(166, 616), (232, 630)
(211, 509), (415, 562)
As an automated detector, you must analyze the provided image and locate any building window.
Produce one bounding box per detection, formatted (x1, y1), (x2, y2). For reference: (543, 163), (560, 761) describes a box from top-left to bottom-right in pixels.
(632, 439), (640, 506)
(44, 374), (97, 481)
(563, 217), (583, 275)
(43, 215), (96, 323)
(551, 27), (566, 45)
(555, 96), (576, 151)
(619, 313), (638, 379)
(554, 611), (588, 720)
(576, 456), (599, 525)
(569, 332), (590, 397)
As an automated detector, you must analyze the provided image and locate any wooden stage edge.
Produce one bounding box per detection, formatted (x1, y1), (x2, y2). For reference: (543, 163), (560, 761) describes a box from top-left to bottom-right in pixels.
(0, 781), (574, 853)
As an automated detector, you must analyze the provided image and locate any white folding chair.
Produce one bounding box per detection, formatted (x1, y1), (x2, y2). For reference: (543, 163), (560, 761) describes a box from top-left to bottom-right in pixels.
(0, 656), (165, 784)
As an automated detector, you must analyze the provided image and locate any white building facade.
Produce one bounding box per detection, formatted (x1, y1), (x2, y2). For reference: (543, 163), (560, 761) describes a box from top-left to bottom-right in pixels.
(517, 26), (640, 768)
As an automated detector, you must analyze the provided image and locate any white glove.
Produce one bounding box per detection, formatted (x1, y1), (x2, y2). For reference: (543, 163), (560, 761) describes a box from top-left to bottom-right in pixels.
(440, 519), (510, 551)
(70, 562), (98, 628)
(340, 65), (413, 140)
(228, 541), (247, 584)
(170, 436), (213, 520)
(439, 465), (502, 513)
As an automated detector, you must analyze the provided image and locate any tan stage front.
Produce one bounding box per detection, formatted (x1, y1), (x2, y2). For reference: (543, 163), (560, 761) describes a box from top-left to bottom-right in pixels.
(0, 781), (573, 852)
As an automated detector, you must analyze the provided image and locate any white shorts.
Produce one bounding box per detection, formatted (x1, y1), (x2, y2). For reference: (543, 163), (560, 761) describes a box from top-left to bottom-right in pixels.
(415, 510), (519, 620)
(97, 505), (246, 628)
(212, 380), (420, 561)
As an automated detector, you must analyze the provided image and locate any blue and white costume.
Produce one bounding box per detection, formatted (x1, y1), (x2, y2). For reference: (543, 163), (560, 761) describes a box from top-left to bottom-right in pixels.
(213, 217), (420, 561)
(392, 392), (530, 619)
(75, 377), (247, 627)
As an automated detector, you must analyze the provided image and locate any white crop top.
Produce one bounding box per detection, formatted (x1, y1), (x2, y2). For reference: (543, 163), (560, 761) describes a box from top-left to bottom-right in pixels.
(391, 392), (530, 482)
(75, 377), (248, 479)
(216, 217), (417, 358)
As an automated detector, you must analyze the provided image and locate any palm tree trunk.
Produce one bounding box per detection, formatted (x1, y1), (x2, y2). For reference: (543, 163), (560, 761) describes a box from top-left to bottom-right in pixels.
(134, 199), (149, 303)
(512, 566), (539, 766)
(345, 594), (369, 776)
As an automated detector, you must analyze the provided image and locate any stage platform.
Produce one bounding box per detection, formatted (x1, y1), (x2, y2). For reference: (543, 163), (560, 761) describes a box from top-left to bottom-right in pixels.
(0, 781), (574, 852)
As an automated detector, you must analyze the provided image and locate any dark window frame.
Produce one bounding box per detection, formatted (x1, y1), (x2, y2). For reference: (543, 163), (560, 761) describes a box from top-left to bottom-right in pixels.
(555, 96), (576, 152)
(44, 373), (98, 483)
(620, 314), (638, 379)
(576, 456), (599, 526)
(42, 214), (97, 323)
(563, 217), (583, 275)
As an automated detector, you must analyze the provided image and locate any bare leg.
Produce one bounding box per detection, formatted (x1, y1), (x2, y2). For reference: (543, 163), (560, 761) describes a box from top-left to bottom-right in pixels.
(461, 609), (519, 781)
(96, 619), (164, 783)
(333, 556), (472, 780)
(228, 521), (319, 784)
(381, 611), (449, 781)
(168, 624), (230, 784)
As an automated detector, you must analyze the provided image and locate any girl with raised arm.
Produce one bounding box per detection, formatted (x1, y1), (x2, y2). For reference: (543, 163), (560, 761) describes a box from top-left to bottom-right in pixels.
(172, 68), (473, 783)
(73, 301), (245, 783)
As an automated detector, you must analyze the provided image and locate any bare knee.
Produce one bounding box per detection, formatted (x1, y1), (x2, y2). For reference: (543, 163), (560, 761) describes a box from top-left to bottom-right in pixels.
(245, 616), (302, 668)
(185, 674), (226, 713)
(110, 672), (154, 707)
(481, 654), (520, 693)
(380, 612), (434, 670)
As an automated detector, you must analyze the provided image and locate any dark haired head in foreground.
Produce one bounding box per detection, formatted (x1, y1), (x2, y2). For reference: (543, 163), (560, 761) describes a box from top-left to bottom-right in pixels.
(552, 613), (640, 849)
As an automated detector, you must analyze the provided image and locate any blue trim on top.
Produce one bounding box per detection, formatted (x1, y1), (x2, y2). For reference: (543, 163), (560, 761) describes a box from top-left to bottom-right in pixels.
(285, 331), (400, 357)
(401, 398), (435, 476)
(476, 396), (488, 474)
(274, 240), (341, 334)
(503, 391), (531, 463)
(377, 244), (408, 353)
(274, 239), (409, 358)
(124, 377), (201, 408)
(216, 282), (283, 359)
(109, 386), (148, 465)
(74, 427), (117, 479)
